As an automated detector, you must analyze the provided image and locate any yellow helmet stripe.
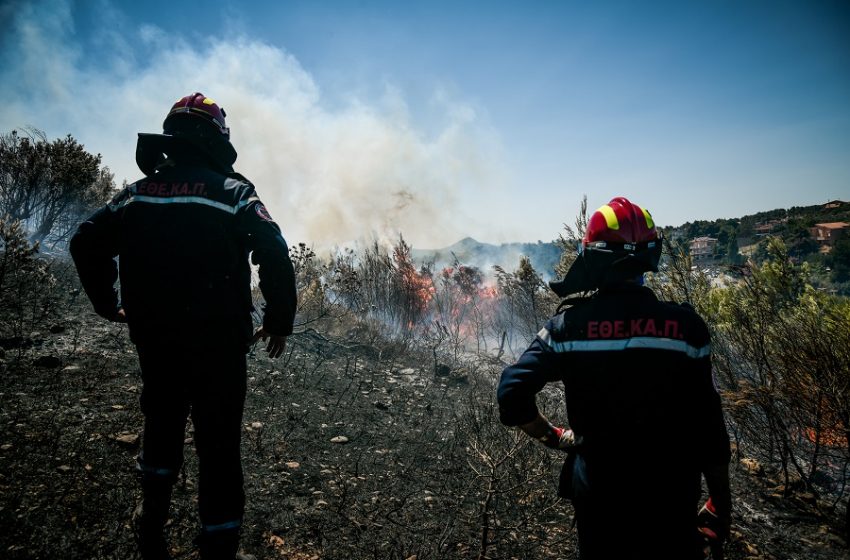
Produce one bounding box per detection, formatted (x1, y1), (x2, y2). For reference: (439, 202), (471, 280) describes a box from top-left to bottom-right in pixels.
(641, 207), (654, 229)
(597, 205), (619, 230)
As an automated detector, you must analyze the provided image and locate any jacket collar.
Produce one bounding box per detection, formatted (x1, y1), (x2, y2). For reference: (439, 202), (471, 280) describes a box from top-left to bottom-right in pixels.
(595, 283), (657, 300)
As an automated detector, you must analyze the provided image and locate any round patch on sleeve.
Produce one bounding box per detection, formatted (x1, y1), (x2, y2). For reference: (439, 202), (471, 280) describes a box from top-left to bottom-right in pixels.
(255, 203), (274, 222)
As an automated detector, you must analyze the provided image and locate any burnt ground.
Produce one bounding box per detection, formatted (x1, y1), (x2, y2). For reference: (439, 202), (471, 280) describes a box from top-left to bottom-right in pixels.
(0, 304), (848, 559)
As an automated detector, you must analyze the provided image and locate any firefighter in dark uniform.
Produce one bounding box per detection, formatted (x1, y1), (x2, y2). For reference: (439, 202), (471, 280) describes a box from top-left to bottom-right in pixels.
(70, 93), (297, 560)
(497, 197), (731, 560)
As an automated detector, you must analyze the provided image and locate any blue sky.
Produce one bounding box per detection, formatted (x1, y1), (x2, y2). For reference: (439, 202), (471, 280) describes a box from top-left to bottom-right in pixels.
(1, 0), (848, 248)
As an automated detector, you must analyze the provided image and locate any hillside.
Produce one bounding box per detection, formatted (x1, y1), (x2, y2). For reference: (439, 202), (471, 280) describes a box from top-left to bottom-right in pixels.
(1, 302), (847, 559)
(412, 237), (562, 280)
(676, 200), (850, 241)
(410, 201), (849, 290)
(2, 206), (849, 559)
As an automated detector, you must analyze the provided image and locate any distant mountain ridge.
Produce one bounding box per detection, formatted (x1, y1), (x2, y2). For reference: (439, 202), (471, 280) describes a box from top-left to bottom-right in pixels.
(411, 237), (562, 280)
(411, 200), (849, 277)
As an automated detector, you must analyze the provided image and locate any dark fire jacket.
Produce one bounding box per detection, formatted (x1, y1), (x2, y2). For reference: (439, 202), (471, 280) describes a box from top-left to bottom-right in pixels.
(498, 284), (730, 483)
(70, 159), (297, 345)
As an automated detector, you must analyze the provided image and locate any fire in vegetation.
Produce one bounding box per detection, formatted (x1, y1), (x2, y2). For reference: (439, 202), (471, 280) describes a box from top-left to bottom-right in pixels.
(281, 235), (558, 359)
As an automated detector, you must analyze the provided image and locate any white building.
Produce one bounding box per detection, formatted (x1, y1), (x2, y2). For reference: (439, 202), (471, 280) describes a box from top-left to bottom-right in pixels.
(690, 236), (718, 261)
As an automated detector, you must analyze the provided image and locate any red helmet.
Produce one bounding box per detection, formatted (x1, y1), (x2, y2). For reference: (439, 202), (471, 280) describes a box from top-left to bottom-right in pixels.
(550, 197), (663, 297)
(136, 92), (237, 175)
(584, 196), (658, 248)
(163, 93), (230, 138)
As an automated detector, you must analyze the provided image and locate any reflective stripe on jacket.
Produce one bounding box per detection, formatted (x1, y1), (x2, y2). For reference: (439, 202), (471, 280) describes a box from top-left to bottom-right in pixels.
(497, 284), (730, 471)
(71, 160), (297, 343)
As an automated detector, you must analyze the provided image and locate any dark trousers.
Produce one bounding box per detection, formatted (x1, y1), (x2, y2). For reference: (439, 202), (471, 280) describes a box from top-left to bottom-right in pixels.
(567, 457), (704, 560)
(135, 336), (248, 538)
(573, 495), (703, 560)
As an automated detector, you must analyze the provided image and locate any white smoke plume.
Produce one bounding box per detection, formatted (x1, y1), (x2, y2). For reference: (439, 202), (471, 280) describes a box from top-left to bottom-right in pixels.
(0, 1), (507, 250)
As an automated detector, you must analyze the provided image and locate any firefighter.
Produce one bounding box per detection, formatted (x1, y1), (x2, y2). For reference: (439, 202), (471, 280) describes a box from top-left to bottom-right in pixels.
(497, 197), (731, 560)
(70, 93), (297, 560)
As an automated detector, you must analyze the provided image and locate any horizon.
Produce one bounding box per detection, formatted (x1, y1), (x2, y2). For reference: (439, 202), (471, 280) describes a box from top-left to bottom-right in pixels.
(1, 1), (848, 248)
(417, 197), (850, 250)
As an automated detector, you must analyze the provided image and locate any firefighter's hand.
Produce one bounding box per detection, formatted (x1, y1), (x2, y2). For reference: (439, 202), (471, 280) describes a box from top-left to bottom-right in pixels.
(519, 414), (575, 451)
(543, 426), (576, 451)
(113, 308), (127, 323)
(251, 327), (287, 359)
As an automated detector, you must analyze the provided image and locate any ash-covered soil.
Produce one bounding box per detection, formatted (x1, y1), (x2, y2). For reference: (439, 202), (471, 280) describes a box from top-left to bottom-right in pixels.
(0, 307), (847, 559)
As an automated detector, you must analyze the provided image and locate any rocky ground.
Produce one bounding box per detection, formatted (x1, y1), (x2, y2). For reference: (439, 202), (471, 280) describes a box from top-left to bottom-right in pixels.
(1, 303), (848, 559)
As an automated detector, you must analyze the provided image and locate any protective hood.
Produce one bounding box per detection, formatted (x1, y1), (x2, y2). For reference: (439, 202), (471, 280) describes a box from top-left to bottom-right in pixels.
(136, 131), (237, 176)
(548, 239), (663, 298)
(548, 252), (599, 297)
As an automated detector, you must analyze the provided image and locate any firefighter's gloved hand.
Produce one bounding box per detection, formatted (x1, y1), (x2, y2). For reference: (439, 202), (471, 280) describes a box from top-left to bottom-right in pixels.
(251, 327), (287, 359)
(697, 497), (731, 544)
(539, 426), (576, 451)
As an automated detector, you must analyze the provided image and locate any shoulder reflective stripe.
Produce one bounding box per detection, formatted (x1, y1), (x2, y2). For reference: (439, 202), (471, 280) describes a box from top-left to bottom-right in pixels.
(108, 195), (252, 214)
(537, 327), (552, 346)
(540, 335), (710, 359)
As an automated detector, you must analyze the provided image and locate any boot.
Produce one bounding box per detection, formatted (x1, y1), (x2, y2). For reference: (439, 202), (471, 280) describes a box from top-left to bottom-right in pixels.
(198, 527), (240, 560)
(133, 480), (173, 560)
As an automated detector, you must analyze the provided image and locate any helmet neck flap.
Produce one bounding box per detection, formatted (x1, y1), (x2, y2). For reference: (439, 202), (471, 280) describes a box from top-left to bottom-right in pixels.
(136, 93), (237, 176)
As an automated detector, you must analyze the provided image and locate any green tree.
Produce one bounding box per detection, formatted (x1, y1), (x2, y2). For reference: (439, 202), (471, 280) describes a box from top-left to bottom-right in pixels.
(0, 128), (114, 246)
(0, 217), (58, 339)
(647, 236), (712, 312)
(828, 237), (850, 284)
(708, 238), (850, 506)
(725, 235), (742, 265)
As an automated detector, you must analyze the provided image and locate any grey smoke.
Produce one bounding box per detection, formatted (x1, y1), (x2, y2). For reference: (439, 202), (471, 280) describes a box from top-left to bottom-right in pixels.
(0, 1), (509, 249)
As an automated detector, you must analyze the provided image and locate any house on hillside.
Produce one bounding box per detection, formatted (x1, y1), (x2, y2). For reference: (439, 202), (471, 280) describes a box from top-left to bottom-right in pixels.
(689, 236), (718, 261)
(823, 200), (847, 210)
(754, 223), (774, 236)
(809, 222), (849, 251)
(753, 219), (785, 236)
